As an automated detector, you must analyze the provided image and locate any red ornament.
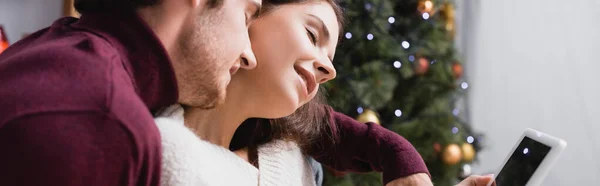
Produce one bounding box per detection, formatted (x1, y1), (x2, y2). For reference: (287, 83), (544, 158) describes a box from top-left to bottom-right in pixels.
(0, 25), (9, 54)
(433, 143), (442, 153)
(414, 57), (430, 75)
(452, 63), (463, 79)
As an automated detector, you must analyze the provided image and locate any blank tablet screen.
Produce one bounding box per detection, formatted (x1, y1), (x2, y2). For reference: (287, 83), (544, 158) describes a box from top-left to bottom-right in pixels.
(494, 136), (552, 186)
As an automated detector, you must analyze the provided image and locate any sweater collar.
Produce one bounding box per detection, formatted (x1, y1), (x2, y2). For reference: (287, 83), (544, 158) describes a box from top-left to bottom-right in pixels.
(72, 8), (178, 111)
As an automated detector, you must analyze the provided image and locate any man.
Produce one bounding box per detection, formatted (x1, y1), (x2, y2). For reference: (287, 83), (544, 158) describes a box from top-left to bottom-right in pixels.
(0, 0), (492, 185)
(0, 0), (258, 185)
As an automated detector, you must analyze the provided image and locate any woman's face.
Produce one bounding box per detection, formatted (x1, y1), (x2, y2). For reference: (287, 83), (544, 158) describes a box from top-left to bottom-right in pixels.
(228, 1), (339, 118)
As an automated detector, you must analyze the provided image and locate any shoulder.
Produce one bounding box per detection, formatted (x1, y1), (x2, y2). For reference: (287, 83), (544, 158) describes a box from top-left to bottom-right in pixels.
(0, 28), (124, 124)
(2, 27), (120, 72)
(155, 116), (259, 186)
(154, 105), (195, 149)
(155, 115), (235, 161)
(154, 116), (198, 149)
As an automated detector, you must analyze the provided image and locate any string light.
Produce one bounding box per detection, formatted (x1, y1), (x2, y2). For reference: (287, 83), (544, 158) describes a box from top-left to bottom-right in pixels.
(461, 82), (469, 89)
(421, 12), (430, 20)
(364, 3), (372, 10)
(393, 61), (402, 68)
(394, 109), (403, 117)
(422, 13), (430, 20)
(452, 127), (459, 134)
(401, 41), (410, 49)
(345, 32), (352, 39)
(452, 108), (460, 116)
(462, 164), (472, 176)
(388, 17), (396, 24)
(357, 107), (364, 114)
(367, 33), (374, 40)
(467, 136), (475, 144)
(408, 55), (415, 62)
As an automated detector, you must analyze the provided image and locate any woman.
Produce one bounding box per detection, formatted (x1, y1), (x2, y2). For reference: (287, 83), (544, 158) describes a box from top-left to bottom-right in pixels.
(155, 0), (342, 185)
(155, 0), (494, 185)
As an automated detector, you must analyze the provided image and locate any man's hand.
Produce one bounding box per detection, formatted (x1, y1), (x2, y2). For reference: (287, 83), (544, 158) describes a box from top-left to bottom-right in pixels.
(385, 173), (433, 186)
(456, 175), (496, 186)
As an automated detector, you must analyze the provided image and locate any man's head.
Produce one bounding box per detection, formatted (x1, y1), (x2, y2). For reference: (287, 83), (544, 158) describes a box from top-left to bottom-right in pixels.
(75, 0), (261, 109)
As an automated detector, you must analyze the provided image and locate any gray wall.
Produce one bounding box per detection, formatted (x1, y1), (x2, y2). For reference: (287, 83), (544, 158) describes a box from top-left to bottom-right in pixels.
(460, 0), (600, 185)
(0, 0), (62, 44)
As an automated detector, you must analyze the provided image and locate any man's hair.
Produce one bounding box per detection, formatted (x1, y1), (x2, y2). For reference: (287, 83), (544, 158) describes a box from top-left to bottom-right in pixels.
(74, 0), (222, 14)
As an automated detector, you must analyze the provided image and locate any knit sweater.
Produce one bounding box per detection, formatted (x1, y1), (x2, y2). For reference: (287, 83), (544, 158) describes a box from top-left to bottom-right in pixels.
(154, 105), (316, 186)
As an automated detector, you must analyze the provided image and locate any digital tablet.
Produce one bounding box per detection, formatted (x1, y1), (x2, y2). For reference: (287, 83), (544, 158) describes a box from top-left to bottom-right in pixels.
(487, 128), (567, 186)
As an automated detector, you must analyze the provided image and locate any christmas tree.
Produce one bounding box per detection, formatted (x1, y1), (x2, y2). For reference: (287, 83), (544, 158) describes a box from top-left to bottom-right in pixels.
(323, 0), (483, 186)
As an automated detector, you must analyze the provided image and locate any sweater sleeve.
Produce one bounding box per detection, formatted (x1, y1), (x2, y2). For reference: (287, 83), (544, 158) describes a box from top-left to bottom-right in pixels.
(0, 112), (159, 186)
(309, 106), (430, 185)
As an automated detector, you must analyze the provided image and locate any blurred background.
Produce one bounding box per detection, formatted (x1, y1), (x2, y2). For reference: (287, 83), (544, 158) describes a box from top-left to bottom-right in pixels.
(1, 0), (598, 185)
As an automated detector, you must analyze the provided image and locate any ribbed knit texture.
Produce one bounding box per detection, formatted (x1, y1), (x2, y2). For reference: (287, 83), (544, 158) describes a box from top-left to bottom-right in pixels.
(258, 141), (316, 186)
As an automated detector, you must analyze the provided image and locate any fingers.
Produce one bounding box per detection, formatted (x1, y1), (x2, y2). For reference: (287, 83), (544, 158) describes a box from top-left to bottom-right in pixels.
(478, 174), (495, 186)
(483, 174), (496, 186)
(456, 174), (495, 186)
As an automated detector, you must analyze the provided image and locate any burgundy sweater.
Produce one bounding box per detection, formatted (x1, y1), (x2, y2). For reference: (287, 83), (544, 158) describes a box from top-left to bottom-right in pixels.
(0, 8), (428, 186)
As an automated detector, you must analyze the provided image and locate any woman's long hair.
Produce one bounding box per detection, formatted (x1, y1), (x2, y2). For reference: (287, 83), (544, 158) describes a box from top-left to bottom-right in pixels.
(268, 88), (336, 151)
(232, 0), (345, 165)
(240, 89), (337, 166)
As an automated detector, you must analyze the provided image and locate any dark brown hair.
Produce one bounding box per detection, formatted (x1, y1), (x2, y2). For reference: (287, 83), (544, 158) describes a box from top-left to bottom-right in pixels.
(260, 0), (345, 38)
(266, 89), (334, 151)
(74, 0), (222, 14)
(247, 0), (345, 155)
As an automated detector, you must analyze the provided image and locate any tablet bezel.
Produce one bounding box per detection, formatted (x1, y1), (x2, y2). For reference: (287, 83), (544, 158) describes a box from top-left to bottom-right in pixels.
(489, 128), (567, 186)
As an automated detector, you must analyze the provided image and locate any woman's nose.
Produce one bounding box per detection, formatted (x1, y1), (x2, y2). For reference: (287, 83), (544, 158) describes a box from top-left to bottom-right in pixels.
(313, 59), (336, 84)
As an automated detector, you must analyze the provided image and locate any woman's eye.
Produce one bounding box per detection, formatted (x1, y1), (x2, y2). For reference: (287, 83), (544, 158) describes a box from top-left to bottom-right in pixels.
(306, 28), (317, 44)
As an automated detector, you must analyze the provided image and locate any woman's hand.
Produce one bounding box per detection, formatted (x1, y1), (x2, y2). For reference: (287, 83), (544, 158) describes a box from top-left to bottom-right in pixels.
(385, 173), (433, 186)
(385, 174), (495, 186)
(456, 175), (496, 186)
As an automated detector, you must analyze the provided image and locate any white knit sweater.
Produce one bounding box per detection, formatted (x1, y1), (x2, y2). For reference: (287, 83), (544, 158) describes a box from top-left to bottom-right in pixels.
(154, 105), (316, 186)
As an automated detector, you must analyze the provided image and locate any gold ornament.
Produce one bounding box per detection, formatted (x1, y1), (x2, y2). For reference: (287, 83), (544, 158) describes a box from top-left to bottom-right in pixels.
(418, 0), (435, 14)
(442, 144), (463, 165)
(461, 143), (476, 162)
(356, 109), (380, 125)
(440, 3), (456, 37)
